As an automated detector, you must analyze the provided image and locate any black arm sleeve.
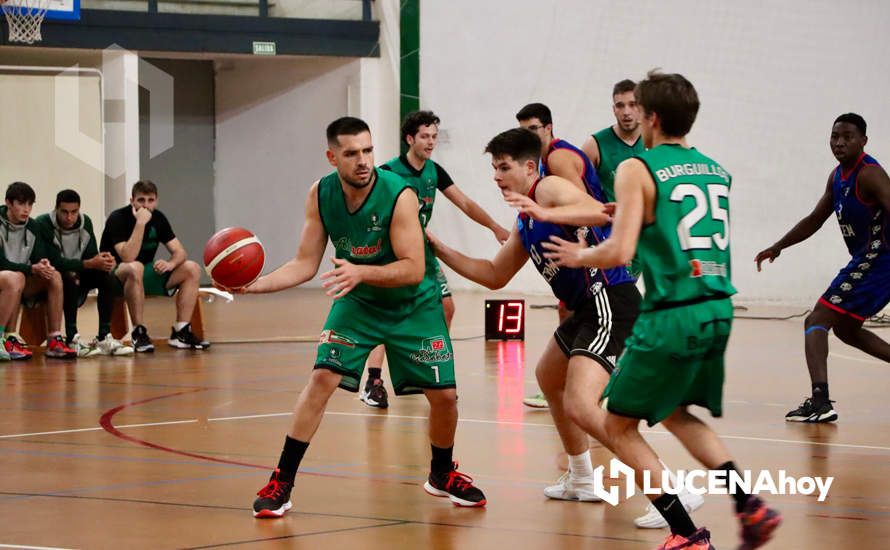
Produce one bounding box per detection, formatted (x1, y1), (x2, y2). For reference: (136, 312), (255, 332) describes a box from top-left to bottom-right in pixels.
(434, 162), (455, 191)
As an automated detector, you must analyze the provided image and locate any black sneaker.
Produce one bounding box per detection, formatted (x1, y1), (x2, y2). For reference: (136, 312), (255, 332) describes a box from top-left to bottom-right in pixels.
(131, 324), (155, 353)
(359, 377), (388, 409)
(785, 397), (838, 423)
(168, 323), (210, 350)
(423, 462), (486, 507)
(252, 469), (294, 518)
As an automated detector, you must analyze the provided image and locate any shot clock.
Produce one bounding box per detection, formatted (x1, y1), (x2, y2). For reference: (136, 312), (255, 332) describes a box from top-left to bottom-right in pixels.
(484, 299), (525, 340)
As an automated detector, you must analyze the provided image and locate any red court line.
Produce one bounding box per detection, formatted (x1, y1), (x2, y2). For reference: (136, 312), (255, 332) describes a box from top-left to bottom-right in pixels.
(807, 514), (867, 522)
(99, 387), (267, 470)
(98, 388), (414, 485)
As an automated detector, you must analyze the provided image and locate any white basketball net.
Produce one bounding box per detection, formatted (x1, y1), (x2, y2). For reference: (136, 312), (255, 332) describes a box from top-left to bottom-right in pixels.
(2, 0), (51, 44)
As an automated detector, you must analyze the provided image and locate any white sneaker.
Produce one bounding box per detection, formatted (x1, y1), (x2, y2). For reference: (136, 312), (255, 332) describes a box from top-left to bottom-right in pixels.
(523, 392), (549, 408)
(633, 489), (705, 529)
(98, 334), (134, 356)
(543, 471), (602, 502)
(73, 334), (102, 358)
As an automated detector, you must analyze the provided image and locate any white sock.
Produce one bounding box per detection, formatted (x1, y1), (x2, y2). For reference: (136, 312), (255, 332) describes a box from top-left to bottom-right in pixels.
(174, 321), (188, 331)
(568, 451), (594, 478)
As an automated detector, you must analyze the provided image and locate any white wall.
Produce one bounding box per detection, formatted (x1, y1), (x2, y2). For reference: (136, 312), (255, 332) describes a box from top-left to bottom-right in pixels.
(215, 56), (358, 278)
(421, 0), (890, 305)
(0, 65), (106, 237)
(214, 0), (400, 282)
(0, 47), (145, 232)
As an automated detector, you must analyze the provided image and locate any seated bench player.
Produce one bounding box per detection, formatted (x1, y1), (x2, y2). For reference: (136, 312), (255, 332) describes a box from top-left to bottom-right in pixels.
(99, 180), (209, 351)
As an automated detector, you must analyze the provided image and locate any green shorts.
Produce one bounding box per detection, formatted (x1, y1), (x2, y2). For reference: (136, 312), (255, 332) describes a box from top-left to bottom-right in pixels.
(602, 297), (733, 426)
(314, 294), (456, 395)
(434, 260), (452, 298)
(114, 263), (176, 297)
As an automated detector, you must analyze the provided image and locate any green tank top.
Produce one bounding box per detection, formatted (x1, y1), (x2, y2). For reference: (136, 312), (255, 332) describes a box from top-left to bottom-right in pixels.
(635, 144), (736, 311)
(592, 126), (644, 202)
(382, 156), (439, 228)
(382, 156), (443, 282)
(317, 168), (436, 306)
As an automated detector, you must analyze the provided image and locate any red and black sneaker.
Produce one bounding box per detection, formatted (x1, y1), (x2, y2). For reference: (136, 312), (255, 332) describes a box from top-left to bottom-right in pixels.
(423, 462), (486, 507)
(45, 335), (77, 359)
(738, 496), (782, 549)
(5, 334), (32, 360)
(655, 527), (715, 550)
(252, 469), (294, 518)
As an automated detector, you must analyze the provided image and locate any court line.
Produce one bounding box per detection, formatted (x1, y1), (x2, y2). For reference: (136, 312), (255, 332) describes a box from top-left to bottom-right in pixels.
(181, 520), (654, 549)
(99, 393), (267, 470)
(4, 406), (890, 453)
(0, 490), (657, 546)
(0, 545), (75, 550)
(323, 412), (890, 452)
(0, 419), (201, 440)
(828, 351), (883, 364)
(95, 391), (419, 484)
(179, 522), (410, 550)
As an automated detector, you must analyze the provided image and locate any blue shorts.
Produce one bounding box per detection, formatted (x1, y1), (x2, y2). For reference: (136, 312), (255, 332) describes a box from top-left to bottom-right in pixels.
(820, 251), (890, 320)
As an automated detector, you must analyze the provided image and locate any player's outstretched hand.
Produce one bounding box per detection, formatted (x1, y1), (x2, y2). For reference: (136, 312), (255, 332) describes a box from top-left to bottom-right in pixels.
(321, 257), (363, 299)
(504, 190), (548, 221)
(425, 229), (451, 258)
(542, 235), (588, 268)
(215, 281), (245, 294)
(754, 246), (781, 272)
(492, 224), (510, 244)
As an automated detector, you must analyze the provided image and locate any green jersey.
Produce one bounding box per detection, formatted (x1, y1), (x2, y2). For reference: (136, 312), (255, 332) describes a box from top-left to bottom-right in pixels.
(635, 144), (736, 311)
(381, 155), (455, 282)
(380, 154), (454, 228)
(592, 126), (644, 202)
(317, 168), (436, 307)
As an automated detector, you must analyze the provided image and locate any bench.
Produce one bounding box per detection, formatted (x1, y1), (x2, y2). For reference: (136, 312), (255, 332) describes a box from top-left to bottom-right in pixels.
(19, 293), (206, 345)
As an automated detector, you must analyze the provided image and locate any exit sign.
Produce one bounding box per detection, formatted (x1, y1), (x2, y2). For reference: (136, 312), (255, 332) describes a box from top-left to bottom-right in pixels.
(253, 41), (276, 55)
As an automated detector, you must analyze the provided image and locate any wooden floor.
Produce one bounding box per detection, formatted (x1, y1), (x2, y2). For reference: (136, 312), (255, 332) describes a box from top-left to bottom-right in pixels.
(1, 289), (888, 549)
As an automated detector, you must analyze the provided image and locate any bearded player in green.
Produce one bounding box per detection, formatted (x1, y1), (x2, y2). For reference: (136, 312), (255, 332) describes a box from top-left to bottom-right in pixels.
(544, 72), (781, 549)
(360, 110), (510, 409)
(247, 117), (486, 518)
(581, 79), (644, 203)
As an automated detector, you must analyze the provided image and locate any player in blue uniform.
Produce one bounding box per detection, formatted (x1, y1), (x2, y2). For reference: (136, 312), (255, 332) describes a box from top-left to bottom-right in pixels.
(757, 113), (890, 423)
(514, 107), (705, 526)
(516, 103), (604, 198)
(516, 103), (610, 408)
(428, 128), (699, 526)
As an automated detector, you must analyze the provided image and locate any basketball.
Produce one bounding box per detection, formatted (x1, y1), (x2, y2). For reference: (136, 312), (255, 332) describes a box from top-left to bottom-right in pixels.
(203, 227), (265, 290)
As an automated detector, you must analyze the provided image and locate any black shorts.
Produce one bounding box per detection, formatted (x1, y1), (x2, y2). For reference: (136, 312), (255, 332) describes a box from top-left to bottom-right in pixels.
(554, 282), (641, 374)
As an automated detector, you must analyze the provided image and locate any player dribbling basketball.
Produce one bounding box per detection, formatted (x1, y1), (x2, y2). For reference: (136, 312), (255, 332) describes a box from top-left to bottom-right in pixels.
(243, 117), (485, 518)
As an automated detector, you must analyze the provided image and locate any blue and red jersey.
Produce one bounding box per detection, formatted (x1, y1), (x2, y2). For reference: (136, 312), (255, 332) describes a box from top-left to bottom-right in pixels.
(832, 153), (889, 256)
(517, 179), (635, 311)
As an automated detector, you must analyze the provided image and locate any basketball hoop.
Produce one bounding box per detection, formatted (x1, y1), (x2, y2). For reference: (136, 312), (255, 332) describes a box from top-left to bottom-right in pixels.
(1, 0), (51, 44)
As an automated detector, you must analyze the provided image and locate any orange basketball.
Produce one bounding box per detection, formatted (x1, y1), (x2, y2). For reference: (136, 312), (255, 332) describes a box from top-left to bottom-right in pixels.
(203, 227), (265, 290)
